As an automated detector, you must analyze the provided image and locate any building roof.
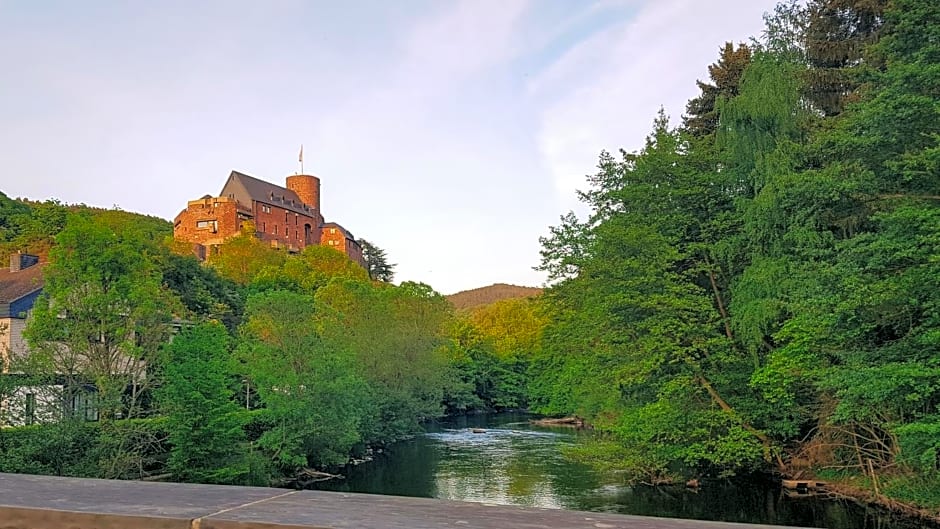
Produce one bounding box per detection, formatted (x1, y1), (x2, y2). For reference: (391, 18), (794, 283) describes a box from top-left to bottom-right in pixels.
(219, 171), (316, 216)
(0, 262), (44, 304)
(322, 222), (357, 241)
(0, 262), (45, 317)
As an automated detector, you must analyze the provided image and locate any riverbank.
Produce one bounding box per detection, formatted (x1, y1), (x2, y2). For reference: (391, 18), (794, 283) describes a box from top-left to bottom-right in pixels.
(806, 475), (940, 528)
(528, 415), (587, 428)
(309, 412), (923, 529)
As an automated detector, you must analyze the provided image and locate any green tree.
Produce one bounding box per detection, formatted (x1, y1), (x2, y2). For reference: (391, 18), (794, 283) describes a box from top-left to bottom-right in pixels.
(157, 322), (246, 484)
(683, 42), (752, 138)
(804, 0), (888, 116)
(239, 290), (369, 469)
(316, 280), (451, 441)
(358, 239), (396, 282)
(251, 244), (369, 294)
(10, 199), (68, 251)
(0, 192), (30, 244)
(159, 253), (244, 331)
(766, 0), (940, 478)
(210, 223), (287, 285)
(534, 112), (774, 480)
(23, 213), (176, 421)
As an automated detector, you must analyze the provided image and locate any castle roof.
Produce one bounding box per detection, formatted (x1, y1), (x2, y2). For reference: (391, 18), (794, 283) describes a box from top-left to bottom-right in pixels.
(219, 171), (315, 216)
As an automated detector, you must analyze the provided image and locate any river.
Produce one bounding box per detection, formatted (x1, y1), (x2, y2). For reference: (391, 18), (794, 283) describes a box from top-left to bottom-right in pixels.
(312, 413), (925, 529)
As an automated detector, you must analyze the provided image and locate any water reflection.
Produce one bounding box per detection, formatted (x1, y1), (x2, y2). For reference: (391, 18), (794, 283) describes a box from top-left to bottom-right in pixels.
(423, 426), (591, 508)
(313, 413), (926, 529)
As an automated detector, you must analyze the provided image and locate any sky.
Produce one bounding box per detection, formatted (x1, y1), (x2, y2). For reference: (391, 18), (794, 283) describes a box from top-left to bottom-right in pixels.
(0, 0), (780, 294)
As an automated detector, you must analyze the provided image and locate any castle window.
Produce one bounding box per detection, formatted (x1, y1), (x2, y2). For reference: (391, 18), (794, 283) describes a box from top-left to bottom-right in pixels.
(261, 205), (271, 214)
(330, 228), (336, 234)
(197, 220), (218, 232)
(273, 225), (278, 235)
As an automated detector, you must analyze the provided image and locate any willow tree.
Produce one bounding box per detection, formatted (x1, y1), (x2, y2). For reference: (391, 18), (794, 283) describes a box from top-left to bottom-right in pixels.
(684, 42), (752, 138)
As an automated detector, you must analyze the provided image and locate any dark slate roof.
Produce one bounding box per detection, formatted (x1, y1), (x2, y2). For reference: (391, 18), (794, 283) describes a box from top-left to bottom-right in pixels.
(218, 171), (315, 216)
(0, 262), (44, 303)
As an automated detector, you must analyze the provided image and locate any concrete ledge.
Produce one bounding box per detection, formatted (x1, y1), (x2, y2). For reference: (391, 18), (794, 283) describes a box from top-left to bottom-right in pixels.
(0, 473), (804, 529)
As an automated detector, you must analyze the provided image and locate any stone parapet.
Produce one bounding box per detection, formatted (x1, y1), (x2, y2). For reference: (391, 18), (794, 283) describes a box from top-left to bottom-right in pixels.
(0, 473), (797, 529)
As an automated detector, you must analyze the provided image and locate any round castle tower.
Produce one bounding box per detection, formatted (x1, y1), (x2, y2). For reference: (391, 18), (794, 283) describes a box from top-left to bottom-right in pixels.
(286, 174), (321, 212)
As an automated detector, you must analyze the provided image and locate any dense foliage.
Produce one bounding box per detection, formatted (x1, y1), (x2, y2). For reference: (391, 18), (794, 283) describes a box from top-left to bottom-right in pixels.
(0, 196), (539, 485)
(531, 0), (940, 509)
(1, 0), (936, 516)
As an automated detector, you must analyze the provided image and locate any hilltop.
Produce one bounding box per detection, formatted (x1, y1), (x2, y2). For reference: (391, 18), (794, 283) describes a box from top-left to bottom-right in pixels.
(446, 283), (542, 310)
(0, 191), (172, 255)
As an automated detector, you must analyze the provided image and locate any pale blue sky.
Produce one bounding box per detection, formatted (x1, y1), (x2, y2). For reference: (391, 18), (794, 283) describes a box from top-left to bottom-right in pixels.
(1, 1), (778, 294)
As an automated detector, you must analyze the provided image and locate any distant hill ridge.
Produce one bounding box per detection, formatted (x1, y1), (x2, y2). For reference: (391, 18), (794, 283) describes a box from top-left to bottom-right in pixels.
(446, 283), (542, 310)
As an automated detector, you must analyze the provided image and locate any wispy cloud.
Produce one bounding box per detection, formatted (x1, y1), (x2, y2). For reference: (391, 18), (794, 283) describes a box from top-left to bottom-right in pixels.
(0, 0), (781, 293)
(531, 0), (777, 211)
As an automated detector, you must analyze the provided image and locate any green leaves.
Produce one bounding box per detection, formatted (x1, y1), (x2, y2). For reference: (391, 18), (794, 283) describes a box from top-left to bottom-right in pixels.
(24, 213), (176, 421)
(157, 323), (246, 484)
(535, 1), (940, 494)
(239, 290), (369, 469)
(358, 239), (396, 283)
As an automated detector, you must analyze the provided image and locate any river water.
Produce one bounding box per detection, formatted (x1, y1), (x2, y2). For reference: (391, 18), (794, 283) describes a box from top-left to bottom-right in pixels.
(313, 413), (924, 529)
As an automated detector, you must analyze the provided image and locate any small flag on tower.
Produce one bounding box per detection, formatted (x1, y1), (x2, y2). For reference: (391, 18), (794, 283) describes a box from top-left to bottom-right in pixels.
(299, 144), (304, 163)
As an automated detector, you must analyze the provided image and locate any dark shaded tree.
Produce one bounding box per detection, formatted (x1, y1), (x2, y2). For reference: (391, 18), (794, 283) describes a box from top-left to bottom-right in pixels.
(804, 0), (888, 115)
(159, 253), (244, 331)
(683, 42), (753, 138)
(157, 322), (247, 484)
(358, 239), (395, 282)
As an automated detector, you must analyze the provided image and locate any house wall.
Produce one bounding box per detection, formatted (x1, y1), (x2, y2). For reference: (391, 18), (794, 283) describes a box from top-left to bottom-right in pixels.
(345, 239), (365, 268)
(9, 291), (41, 319)
(0, 317), (28, 371)
(0, 317), (12, 369)
(252, 201), (320, 251)
(321, 226), (345, 251)
(173, 198), (240, 246)
(321, 226), (365, 266)
(3, 385), (67, 426)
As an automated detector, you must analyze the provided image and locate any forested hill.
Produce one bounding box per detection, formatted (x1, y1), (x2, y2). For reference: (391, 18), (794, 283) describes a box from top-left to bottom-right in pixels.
(0, 191), (172, 254)
(446, 283), (542, 310)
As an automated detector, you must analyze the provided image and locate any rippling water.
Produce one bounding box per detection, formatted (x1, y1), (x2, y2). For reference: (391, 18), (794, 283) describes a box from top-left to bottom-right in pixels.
(313, 413), (926, 529)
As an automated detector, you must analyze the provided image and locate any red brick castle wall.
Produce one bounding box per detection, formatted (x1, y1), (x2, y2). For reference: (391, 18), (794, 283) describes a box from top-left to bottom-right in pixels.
(173, 171), (366, 268)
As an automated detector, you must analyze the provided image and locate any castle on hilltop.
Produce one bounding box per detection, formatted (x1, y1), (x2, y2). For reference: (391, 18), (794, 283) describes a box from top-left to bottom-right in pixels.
(173, 170), (365, 267)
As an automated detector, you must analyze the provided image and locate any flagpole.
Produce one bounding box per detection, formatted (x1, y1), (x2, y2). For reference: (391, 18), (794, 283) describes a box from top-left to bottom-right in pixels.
(299, 144), (304, 174)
